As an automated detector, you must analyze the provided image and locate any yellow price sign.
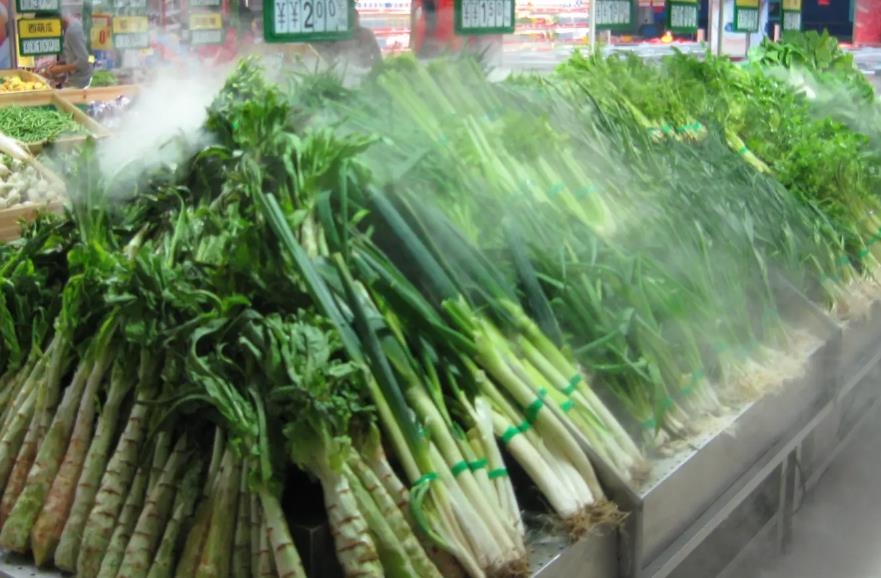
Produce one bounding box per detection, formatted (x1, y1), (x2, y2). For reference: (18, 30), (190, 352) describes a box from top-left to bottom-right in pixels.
(91, 14), (113, 50)
(112, 16), (149, 34)
(735, 0), (759, 7)
(782, 0), (801, 9)
(18, 18), (62, 39)
(189, 12), (222, 30)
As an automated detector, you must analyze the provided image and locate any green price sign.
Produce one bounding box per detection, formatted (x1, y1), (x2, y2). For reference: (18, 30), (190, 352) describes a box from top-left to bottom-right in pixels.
(596, 0), (635, 30)
(666, 1), (698, 33)
(734, 0), (759, 32)
(16, 0), (60, 13)
(453, 0), (515, 36)
(262, 0), (354, 43)
(17, 17), (63, 56)
(782, 0), (801, 31)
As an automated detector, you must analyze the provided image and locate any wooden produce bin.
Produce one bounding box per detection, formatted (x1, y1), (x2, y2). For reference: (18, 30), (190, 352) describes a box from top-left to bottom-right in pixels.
(0, 69), (53, 104)
(0, 155), (65, 242)
(58, 84), (140, 105)
(0, 92), (110, 154)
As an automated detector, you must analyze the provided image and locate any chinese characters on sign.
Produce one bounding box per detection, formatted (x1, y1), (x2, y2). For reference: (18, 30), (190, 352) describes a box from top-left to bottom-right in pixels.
(454, 0), (514, 35)
(16, 0), (60, 13)
(666, 0), (697, 33)
(734, 0), (759, 32)
(782, 0), (801, 31)
(17, 17), (63, 56)
(596, 0), (634, 30)
(189, 12), (223, 45)
(264, 0), (353, 42)
(112, 15), (150, 49)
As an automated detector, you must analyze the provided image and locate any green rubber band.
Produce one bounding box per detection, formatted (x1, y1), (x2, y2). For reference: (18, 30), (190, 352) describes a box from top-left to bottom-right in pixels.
(561, 399), (575, 412)
(524, 389), (547, 424)
(501, 426), (521, 445)
(661, 124), (674, 133)
(661, 397), (674, 411)
(563, 374), (582, 395)
(517, 421), (532, 434)
(451, 461), (469, 476)
(737, 146), (749, 155)
(469, 459), (488, 471)
(574, 186), (596, 199)
(488, 468), (509, 479)
(412, 472), (438, 488)
(640, 417), (657, 430)
(837, 255), (851, 266)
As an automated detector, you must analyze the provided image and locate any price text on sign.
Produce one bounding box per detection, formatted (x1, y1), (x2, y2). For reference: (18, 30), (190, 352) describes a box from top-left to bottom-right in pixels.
(113, 0), (148, 9)
(782, 11), (801, 30)
(734, 6), (759, 31)
(91, 15), (113, 50)
(454, 0), (515, 35)
(20, 38), (62, 55)
(191, 29), (224, 44)
(189, 12), (222, 29)
(113, 32), (149, 48)
(596, 0), (634, 29)
(17, 0), (60, 12)
(263, 0), (353, 42)
(667, 3), (697, 32)
(734, 0), (758, 7)
(189, 0), (222, 7)
(112, 16), (149, 33)
(782, 0), (801, 9)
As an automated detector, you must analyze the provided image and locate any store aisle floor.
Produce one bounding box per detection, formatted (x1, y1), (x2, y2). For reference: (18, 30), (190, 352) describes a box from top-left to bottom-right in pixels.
(752, 405), (881, 578)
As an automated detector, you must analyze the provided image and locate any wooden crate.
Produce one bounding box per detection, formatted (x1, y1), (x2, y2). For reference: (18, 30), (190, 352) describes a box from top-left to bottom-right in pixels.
(0, 69), (53, 104)
(0, 155), (66, 242)
(58, 84), (140, 105)
(0, 92), (110, 154)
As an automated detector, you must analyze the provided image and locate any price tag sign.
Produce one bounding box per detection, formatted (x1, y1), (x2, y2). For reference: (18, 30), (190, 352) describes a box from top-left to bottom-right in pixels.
(91, 14), (113, 50)
(113, 0), (148, 9)
(262, 0), (353, 42)
(782, 0), (801, 31)
(112, 15), (150, 49)
(454, 0), (515, 36)
(733, 0), (759, 32)
(666, 0), (697, 33)
(18, 17), (63, 56)
(190, 0), (222, 7)
(189, 12), (223, 44)
(596, 0), (634, 30)
(16, 0), (60, 13)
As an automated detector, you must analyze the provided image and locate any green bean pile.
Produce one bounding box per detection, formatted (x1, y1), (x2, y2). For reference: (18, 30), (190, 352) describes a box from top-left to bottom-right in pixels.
(0, 105), (86, 143)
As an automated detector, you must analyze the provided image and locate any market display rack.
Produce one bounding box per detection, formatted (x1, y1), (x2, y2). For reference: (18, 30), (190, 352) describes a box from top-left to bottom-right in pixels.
(0, 290), (878, 578)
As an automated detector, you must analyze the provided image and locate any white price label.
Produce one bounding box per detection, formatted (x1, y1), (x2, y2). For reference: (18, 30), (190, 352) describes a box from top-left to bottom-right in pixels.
(459, 0), (511, 30)
(191, 29), (224, 44)
(782, 11), (800, 31)
(736, 8), (758, 31)
(272, 0), (349, 35)
(596, 0), (631, 25)
(670, 4), (697, 29)
(114, 32), (150, 49)
(20, 38), (61, 55)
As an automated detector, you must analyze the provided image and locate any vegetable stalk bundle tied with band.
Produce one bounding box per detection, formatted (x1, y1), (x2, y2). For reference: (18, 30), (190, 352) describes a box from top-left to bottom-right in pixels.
(1, 31), (880, 578)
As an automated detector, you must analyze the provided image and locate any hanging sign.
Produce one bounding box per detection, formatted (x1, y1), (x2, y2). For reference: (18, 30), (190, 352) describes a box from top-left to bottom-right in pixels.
(189, 0), (222, 7)
(189, 12), (224, 44)
(781, 0), (801, 31)
(16, 0), (60, 13)
(112, 15), (150, 48)
(453, 0), (515, 36)
(262, 0), (353, 42)
(595, 0), (635, 30)
(90, 14), (113, 50)
(17, 17), (63, 56)
(666, 0), (697, 33)
(733, 0), (759, 32)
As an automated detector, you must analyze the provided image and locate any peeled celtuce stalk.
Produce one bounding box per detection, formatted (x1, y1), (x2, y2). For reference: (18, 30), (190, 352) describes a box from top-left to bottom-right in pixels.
(55, 360), (135, 571)
(117, 434), (189, 578)
(95, 465), (149, 578)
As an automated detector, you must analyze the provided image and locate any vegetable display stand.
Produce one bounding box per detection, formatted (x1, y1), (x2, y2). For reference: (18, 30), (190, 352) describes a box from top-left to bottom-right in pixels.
(0, 70), (53, 103)
(0, 92), (109, 154)
(57, 84), (140, 105)
(0, 201), (63, 242)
